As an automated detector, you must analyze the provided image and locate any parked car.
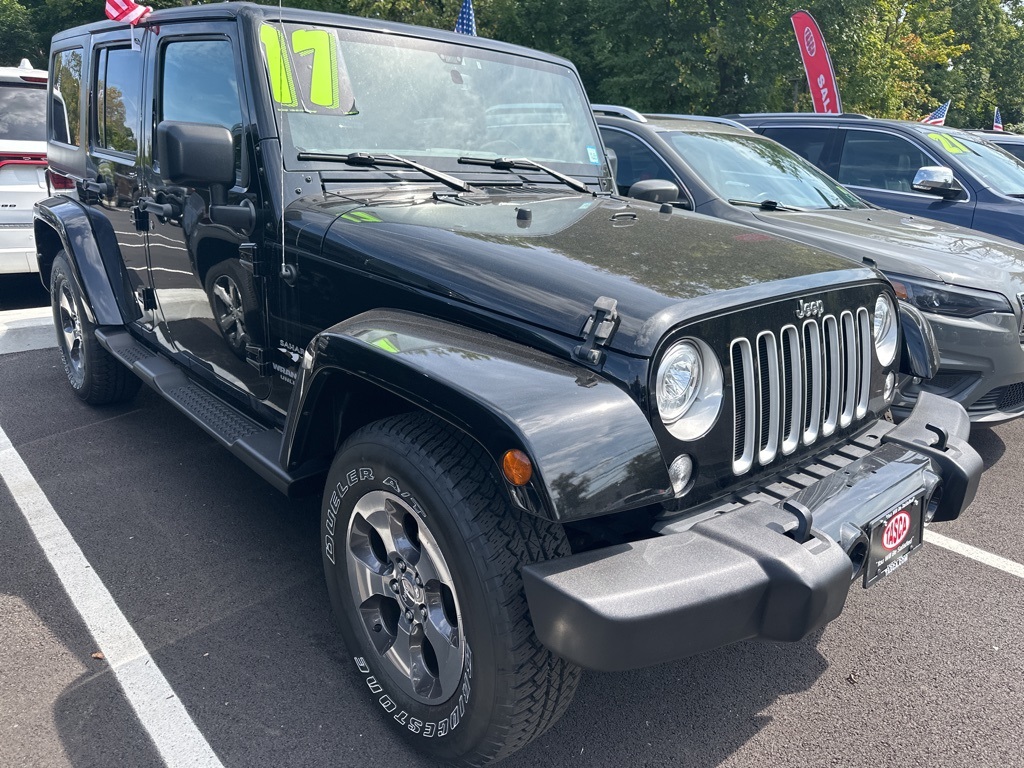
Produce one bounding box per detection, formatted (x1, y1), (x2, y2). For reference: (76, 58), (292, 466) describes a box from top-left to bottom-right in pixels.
(970, 130), (1024, 163)
(0, 59), (49, 275)
(729, 113), (1024, 246)
(595, 106), (1024, 424)
(36, 4), (980, 765)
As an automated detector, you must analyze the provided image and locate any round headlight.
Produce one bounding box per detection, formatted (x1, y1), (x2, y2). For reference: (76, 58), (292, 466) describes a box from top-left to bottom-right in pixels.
(656, 339), (723, 440)
(873, 294), (898, 366)
(656, 342), (702, 424)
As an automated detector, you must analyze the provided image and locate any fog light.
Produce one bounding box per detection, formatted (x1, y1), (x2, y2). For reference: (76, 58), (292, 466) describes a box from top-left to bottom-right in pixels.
(669, 454), (694, 496)
(884, 372), (896, 403)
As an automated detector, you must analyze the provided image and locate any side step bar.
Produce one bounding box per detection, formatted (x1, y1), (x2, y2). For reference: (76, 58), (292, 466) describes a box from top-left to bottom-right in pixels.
(95, 327), (325, 496)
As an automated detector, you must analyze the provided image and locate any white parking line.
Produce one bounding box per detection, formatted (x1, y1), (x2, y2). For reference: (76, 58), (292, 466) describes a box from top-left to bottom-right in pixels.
(927, 530), (1024, 579)
(0, 424), (224, 768)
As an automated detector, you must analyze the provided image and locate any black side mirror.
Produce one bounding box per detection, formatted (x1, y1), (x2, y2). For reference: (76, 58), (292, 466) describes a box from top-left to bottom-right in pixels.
(627, 179), (680, 204)
(157, 121), (235, 205)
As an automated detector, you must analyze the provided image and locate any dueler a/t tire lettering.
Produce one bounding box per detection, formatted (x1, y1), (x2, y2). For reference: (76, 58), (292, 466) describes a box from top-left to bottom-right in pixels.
(321, 412), (579, 765)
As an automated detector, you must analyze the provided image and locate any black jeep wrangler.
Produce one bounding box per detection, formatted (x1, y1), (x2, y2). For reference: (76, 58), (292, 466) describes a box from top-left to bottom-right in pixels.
(36, 3), (981, 765)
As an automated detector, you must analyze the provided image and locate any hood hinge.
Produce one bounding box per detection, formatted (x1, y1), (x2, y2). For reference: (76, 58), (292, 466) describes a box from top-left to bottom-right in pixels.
(573, 296), (619, 365)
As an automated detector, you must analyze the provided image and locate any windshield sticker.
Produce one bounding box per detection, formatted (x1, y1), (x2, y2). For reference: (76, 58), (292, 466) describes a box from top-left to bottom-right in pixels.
(927, 133), (970, 155)
(260, 22), (357, 115)
(587, 145), (600, 164)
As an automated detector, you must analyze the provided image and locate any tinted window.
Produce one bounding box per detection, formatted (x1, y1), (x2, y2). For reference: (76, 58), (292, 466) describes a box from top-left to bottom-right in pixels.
(837, 131), (931, 192)
(161, 39), (242, 132)
(0, 84), (46, 141)
(762, 127), (831, 167)
(160, 39), (243, 174)
(996, 143), (1024, 163)
(95, 46), (142, 154)
(51, 48), (82, 146)
(599, 129), (677, 195)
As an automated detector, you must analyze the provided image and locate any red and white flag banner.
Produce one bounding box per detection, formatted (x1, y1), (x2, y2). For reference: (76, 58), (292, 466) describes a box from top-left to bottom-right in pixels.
(791, 10), (842, 114)
(105, 0), (152, 26)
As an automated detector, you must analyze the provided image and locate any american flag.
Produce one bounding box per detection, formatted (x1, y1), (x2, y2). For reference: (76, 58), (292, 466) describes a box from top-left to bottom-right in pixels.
(920, 100), (951, 126)
(994, 107), (1004, 132)
(455, 0), (476, 35)
(105, 0), (152, 25)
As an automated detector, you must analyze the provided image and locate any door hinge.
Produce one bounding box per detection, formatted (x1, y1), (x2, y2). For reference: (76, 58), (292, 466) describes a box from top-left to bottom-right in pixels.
(137, 286), (156, 311)
(239, 243), (269, 278)
(573, 296), (619, 365)
(131, 205), (149, 231)
(245, 344), (273, 376)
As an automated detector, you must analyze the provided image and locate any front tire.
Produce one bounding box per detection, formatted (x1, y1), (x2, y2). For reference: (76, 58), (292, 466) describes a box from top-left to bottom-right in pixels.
(322, 413), (579, 765)
(50, 253), (140, 405)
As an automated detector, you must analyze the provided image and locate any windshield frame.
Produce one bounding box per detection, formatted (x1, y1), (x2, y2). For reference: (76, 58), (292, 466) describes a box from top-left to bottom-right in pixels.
(252, 20), (610, 184)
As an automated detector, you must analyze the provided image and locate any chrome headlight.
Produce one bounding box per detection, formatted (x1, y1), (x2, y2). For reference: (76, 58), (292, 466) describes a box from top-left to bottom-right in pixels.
(656, 339), (723, 440)
(873, 294), (898, 367)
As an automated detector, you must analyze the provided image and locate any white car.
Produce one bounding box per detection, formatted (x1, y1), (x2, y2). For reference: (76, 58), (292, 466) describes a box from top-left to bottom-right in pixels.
(0, 59), (48, 275)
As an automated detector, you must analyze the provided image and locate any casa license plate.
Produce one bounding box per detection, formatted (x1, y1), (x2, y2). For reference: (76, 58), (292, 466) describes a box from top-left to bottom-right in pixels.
(863, 494), (924, 588)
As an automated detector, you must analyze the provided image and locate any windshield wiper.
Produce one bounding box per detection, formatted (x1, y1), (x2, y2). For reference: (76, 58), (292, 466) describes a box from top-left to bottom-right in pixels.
(458, 156), (591, 194)
(728, 198), (806, 212)
(813, 187), (850, 210)
(296, 151), (473, 193)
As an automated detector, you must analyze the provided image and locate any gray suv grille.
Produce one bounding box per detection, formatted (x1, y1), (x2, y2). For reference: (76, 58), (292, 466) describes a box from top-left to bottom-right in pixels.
(731, 308), (872, 475)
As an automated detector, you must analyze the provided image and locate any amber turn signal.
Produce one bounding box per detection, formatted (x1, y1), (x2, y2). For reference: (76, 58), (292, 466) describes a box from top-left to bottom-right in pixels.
(502, 449), (533, 486)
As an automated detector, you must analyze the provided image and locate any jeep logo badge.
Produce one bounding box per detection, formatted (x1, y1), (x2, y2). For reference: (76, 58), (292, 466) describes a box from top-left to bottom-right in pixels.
(796, 298), (824, 319)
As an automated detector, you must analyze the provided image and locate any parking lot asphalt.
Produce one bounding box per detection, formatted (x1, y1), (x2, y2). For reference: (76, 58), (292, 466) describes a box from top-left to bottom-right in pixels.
(2, 297), (1023, 768)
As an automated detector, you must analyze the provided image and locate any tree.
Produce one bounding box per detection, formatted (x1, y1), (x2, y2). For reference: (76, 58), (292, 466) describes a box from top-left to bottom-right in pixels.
(0, 0), (37, 66)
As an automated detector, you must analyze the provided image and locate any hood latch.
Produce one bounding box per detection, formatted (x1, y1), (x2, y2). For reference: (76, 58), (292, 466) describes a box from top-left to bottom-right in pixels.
(573, 297), (619, 365)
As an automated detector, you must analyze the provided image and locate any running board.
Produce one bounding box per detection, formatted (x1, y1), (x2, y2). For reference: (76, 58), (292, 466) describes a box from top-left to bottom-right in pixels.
(95, 327), (325, 496)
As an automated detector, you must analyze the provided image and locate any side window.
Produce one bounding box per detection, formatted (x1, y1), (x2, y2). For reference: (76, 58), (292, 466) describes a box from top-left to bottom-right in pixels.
(762, 127), (831, 168)
(51, 48), (83, 147)
(95, 46), (142, 155)
(837, 131), (932, 192)
(599, 130), (677, 196)
(160, 38), (244, 176)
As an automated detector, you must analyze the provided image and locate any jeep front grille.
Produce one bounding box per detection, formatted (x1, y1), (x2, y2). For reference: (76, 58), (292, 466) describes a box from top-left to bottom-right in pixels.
(731, 309), (872, 475)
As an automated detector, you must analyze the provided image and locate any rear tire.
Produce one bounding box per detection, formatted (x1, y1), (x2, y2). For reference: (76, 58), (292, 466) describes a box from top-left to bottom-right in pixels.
(321, 413), (579, 766)
(50, 253), (140, 405)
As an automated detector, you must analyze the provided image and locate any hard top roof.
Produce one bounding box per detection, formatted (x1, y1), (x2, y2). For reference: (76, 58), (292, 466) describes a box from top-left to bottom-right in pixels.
(50, 1), (572, 69)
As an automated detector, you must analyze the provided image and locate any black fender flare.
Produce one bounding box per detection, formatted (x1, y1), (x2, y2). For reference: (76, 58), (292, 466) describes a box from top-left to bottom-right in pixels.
(283, 310), (673, 522)
(34, 196), (130, 326)
(898, 302), (939, 380)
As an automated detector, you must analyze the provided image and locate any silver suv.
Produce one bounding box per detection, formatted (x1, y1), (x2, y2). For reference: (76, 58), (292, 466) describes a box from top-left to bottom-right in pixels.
(0, 60), (50, 275)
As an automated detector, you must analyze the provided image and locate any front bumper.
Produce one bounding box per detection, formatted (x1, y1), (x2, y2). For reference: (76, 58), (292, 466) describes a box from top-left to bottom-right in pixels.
(522, 393), (981, 672)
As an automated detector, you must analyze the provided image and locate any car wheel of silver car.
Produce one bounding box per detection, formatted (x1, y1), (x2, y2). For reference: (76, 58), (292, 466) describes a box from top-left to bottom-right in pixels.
(321, 412), (579, 765)
(204, 259), (261, 359)
(50, 252), (140, 405)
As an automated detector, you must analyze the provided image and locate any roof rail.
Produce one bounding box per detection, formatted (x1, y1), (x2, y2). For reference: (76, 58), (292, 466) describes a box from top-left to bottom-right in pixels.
(645, 114), (752, 131)
(721, 112), (873, 120)
(591, 104), (647, 123)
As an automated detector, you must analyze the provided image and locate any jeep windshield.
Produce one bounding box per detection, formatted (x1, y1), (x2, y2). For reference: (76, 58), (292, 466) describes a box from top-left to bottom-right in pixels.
(912, 125), (1024, 197)
(259, 22), (606, 181)
(664, 129), (866, 211)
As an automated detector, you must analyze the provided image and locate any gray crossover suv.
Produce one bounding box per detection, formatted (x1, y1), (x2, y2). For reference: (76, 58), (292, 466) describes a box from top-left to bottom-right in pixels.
(596, 106), (1024, 423)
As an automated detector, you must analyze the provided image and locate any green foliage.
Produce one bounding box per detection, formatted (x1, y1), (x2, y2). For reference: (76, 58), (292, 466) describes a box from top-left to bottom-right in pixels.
(4, 0), (1024, 129)
(0, 0), (36, 66)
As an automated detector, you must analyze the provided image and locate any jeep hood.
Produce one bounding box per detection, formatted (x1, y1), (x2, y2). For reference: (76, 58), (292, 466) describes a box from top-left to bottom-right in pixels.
(749, 207), (1024, 298)
(311, 189), (868, 356)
